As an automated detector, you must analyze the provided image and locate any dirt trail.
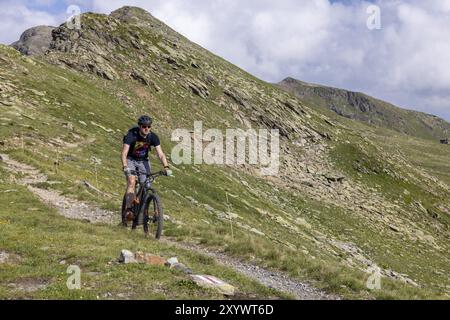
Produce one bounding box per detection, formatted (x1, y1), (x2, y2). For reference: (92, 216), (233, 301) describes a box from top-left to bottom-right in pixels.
(0, 153), (339, 300)
(1, 153), (115, 224)
(162, 239), (338, 300)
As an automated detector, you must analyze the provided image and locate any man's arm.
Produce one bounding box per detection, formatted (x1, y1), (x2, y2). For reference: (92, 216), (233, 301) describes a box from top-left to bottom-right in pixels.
(155, 145), (169, 169)
(121, 144), (130, 168)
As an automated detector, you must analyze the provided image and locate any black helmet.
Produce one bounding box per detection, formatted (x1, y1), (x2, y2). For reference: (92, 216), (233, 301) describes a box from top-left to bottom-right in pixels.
(138, 115), (152, 126)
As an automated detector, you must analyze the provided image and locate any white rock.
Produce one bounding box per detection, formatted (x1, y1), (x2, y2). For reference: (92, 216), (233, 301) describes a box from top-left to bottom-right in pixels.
(167, 257), (179, 266)
(119, 249), (137, 264)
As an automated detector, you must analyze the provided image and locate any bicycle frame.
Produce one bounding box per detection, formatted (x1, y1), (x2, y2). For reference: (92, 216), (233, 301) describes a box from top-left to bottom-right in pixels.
(133, 170), (164, 196)
(131, 170), (165, 225)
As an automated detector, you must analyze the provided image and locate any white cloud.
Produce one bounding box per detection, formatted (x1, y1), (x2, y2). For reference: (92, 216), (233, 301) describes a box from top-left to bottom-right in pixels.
(0, 2), (59, 44)
(1, 0), (450, 120)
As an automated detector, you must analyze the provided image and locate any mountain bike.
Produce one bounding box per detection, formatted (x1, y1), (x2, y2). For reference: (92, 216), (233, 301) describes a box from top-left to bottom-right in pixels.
(121, 170), (166, 239)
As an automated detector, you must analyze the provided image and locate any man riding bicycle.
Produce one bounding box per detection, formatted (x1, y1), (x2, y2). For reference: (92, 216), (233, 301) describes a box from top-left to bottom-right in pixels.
(121, 115), (172, 226)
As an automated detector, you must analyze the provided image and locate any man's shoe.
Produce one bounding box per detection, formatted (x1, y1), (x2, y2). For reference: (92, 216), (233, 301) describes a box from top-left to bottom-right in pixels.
(126, 209), (135, 221)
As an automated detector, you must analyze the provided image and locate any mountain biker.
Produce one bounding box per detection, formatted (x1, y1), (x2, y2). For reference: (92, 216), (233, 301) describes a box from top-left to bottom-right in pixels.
(121, 115), (172, 226)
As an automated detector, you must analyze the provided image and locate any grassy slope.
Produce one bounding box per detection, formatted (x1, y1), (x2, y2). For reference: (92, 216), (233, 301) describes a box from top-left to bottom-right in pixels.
(0, 9), (449, 301)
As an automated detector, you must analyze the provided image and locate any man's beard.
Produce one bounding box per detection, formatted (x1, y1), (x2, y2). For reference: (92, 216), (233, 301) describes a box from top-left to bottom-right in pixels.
(140, 130), (149, 137)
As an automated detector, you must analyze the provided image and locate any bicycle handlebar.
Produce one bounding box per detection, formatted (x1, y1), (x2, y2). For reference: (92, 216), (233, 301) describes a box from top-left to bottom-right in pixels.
(131, 170), (166, 178)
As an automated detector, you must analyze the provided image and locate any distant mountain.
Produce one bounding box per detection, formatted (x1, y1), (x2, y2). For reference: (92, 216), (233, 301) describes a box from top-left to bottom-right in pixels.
(277, 77), (450, 141)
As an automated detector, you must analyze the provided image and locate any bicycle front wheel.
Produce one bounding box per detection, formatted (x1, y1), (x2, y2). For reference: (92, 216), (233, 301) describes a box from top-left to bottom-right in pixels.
(142, 193), (164, 239)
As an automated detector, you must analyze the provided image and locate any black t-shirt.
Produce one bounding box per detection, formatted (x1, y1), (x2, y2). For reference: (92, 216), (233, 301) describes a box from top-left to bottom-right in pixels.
(123, 127), (161, 161)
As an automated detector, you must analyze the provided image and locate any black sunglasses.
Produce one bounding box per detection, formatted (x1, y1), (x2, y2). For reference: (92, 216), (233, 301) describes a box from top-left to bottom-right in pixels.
(140, 125), (151, 129)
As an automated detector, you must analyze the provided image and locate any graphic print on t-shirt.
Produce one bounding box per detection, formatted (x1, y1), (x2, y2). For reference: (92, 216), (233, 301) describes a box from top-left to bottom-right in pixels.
(133, 141), (149, 158)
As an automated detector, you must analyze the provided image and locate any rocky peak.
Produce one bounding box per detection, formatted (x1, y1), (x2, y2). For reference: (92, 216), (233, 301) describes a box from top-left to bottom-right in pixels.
(279, 77), (321, 88)
(281, 77), (296, 84)
(110, 6), (155, 22)
(110, 6), (182, 41)
(11, 25), (56, 56)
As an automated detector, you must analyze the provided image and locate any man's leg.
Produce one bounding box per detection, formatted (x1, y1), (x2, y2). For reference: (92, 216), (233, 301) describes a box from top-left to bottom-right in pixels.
(125, 175), (137, 220)
(131, 160), (151, 193)
(139, 160), (152, 185)
(123, 160), (138, 224)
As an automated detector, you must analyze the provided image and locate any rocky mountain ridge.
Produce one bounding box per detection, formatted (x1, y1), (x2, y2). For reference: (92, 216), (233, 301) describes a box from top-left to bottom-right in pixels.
(277, 77), (450, 141)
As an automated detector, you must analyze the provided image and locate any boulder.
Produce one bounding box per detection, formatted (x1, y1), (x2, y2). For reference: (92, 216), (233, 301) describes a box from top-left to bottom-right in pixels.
(171, 263), (193, 274)
(224, 88), (249, 108)
(134, 252), (166, 266)
(87, 61), (117, 80)
(11, 26), (55, 56)
(130, 70), (151, 86)
(166, 257), (179, 266)
(118, 250), (166, 266)
(324, 175), (345, 183)
(165, 257), (193, 274)
(118, 249), (137, 264)
(186, 79), (209, 99)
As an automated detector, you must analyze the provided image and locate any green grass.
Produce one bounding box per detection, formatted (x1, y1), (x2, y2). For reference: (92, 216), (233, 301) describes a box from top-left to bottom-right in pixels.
(329, 141), (449, 227)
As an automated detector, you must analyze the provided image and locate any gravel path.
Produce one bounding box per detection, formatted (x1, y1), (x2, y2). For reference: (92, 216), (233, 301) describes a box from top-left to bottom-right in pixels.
(163, 239), (339, 300)
(1, 153), (115, 224)
(1, 153), (339, 300)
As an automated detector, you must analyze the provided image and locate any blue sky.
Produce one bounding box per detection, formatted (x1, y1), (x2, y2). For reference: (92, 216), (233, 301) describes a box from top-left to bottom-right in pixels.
(1, 0), (450, 122)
